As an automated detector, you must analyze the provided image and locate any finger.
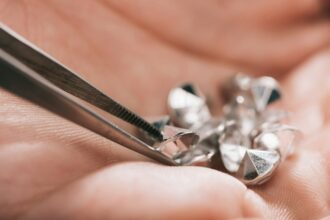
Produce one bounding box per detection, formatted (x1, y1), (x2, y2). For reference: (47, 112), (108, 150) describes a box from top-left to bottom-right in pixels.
(252, 49), (330, 219)
(281, 48), (330, 135)
(22, 163), (266, 220)
(0, 89), (149, 219)
(106, 0), (327, 38)
(106, 0), (330, 73)
(252, 146), (330, 219)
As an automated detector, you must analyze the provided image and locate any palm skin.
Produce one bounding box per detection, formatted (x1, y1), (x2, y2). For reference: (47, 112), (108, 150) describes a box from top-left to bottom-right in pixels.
(0, 0), (330, 219)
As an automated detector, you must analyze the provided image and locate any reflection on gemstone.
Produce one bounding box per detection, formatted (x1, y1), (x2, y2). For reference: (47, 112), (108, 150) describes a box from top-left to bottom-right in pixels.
(220, 143), (247, 172)
(237, 149), (280, 185)
(253, 132), (280, 151)
(153, 125), (199, 158)
(168, 83), (211, 129)
(174, 143), (217, 166)
(263, 124), (298, 159)
(155, 74), (298, 185)
(251, 77), (281, 112)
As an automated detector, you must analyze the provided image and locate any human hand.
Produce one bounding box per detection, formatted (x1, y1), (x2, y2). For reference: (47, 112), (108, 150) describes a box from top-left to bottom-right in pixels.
(0, 1), (329, 219)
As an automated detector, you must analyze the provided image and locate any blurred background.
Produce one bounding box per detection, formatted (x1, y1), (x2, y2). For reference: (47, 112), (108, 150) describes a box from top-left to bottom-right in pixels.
(1, 0), (329, 116)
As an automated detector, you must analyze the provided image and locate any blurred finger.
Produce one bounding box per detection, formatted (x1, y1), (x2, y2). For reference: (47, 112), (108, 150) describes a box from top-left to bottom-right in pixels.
(23, 163), (266, 220)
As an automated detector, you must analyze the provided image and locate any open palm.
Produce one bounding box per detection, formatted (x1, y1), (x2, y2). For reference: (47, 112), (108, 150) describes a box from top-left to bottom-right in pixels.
(0, 1), (330, 219)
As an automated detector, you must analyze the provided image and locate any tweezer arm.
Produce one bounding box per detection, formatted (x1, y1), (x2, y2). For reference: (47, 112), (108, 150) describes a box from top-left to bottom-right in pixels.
(0, 49), (176, 166)
(0, 24), (163, 141)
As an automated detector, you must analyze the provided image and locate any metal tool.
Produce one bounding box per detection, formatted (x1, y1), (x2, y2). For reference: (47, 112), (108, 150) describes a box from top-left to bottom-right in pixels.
(0, 24), (298, 185)
(0, 24), (177, 166)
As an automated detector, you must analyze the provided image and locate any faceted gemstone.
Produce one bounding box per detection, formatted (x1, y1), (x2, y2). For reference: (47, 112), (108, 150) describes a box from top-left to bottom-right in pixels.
(264, 124), (298, 159)
(222, 74), (252, 102)
(236, 110), (256, 136)
(196, 123), (223, 155)
(168, 83), (211, 129)
(253, 132), (280, 152)
(220, 143), (247, 173)
(251, 77), (281, 112)
(161, 75), (295, 186)
(219, 124), (251, 173)
(234, 74), (253, 91)
(258, 110), (289, 127)
(196, 118), (225, 141)
(155, 125), (199, 158)
(174, 143), (217, 166)
(236, 149), (280, 185)
(173, 119), (225, 166)
(224, 94), (257, 136)
(221, 123), (252, 148)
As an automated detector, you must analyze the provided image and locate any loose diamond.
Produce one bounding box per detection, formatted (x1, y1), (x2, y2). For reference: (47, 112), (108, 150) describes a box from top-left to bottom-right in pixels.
(168, 83), (211, 129)
(237, 149), (280, 185)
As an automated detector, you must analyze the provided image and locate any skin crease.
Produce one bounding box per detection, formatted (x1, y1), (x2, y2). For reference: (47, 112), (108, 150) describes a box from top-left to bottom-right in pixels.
(0, 0), (329, 219)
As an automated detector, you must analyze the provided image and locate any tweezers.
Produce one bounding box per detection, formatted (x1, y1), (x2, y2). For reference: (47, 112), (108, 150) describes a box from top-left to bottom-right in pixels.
(0, 24), (177, 166)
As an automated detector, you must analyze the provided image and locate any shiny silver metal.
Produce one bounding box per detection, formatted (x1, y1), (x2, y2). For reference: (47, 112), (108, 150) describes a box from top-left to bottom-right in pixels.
(165, 74), (297, 185)
(0, 24), (163, 141)
(219, 74), (296, 184)
(0, 48), (179, 166)
(0, 23), (298, 185)
(0, 24), (195, 166)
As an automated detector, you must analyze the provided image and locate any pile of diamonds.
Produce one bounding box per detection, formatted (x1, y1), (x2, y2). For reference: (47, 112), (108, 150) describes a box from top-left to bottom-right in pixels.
(144, 74), (297, 185)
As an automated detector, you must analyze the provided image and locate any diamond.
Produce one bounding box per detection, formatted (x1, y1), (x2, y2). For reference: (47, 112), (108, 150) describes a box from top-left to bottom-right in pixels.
(168, 83), (211, 129)
(155, 125), (199, 158)
(251, 77), (281, 111)
(220, 143), (247, 172)
(223, 94), (257, 136)
(196, 118), (225, 140)
(263, 124), (298, 159)
(237, 149), (280, 185)
(222, 74), (253, 102)
(174, 143), (217, 166)
(158, 74), (296, 186)
(253, 132), (280, 152)
(219, 124), (251, 173)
